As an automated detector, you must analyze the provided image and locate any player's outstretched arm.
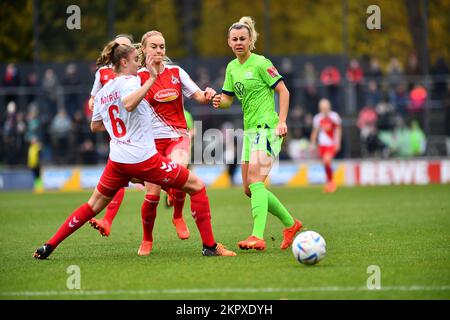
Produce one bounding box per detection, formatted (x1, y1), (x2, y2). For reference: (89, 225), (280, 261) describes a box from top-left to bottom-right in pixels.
(191, 87), (217, 104)
(212, 93), (233, 109)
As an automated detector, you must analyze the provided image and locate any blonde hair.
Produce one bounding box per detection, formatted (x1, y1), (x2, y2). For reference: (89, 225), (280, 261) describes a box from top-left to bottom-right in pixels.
(133, 42), (145, 67)
(228, 16), (259, 51)
(140, 30), (173, 65)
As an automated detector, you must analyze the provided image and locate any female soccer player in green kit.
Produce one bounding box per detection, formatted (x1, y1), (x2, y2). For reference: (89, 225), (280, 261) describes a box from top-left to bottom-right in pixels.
(212, 16), (303, 251)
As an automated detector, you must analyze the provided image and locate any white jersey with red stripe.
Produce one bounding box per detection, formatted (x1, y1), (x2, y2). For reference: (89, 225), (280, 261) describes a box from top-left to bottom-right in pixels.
(313, 111), (342, 146)
(92, 75), (157, 164)
(90, 65), (116, 96)
(138, 64), (200, 139)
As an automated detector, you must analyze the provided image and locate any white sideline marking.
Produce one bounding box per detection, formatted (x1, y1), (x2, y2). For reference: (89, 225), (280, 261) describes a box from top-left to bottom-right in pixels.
(1, 286), (450, 297)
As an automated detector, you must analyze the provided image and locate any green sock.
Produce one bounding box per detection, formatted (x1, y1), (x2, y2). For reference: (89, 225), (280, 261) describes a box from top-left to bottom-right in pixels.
(267, 190), (295, 228)
(249, 182), (268, 239)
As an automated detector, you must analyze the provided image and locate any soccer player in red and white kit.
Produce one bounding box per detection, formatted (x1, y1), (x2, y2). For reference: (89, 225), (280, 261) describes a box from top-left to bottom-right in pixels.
(135, 30), (217, 255)
(33, 43), (236, 259)
(310, 98), (342, 193)
(87, 34), (133, 237)
(90, 30), (217, 255)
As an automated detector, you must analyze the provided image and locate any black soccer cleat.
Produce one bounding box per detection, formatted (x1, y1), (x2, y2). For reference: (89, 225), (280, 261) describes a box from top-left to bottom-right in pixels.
(202, 243), (236, 256)
(33, 243), (54, 259)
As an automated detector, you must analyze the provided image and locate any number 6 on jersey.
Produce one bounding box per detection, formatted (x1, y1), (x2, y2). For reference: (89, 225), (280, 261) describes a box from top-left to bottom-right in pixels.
(108, 104), (127, 138)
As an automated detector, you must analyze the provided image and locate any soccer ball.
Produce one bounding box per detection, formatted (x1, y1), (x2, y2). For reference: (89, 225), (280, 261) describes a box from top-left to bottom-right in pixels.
(292, 231), (326, 265)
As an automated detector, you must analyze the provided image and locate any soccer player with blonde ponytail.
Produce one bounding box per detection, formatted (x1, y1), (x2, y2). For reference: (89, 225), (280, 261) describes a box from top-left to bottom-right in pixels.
(213, 16), (303, 251)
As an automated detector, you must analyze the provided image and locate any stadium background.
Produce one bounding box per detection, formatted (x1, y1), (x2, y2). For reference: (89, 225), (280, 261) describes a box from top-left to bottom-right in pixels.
(1, 0), (449, 191)
(0, 0), (450, 302)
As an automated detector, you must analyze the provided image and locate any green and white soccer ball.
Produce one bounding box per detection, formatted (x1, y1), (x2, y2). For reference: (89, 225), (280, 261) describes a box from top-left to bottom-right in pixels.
(292, 231), (326, 265)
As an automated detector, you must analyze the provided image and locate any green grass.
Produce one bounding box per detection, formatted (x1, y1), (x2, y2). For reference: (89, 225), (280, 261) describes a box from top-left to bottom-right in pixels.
(1, 185), (450, 300)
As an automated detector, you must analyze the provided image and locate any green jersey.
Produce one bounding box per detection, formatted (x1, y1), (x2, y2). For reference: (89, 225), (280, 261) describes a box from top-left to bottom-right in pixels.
(222, 53), (283, 130)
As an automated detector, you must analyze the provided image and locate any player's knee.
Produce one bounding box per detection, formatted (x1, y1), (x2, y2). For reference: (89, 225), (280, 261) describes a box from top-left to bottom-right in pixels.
(182, 172), (205, 194)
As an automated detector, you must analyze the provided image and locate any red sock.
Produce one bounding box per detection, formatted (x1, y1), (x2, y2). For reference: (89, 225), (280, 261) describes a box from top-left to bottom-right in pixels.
(325, 163), (333, 182)
(190, 187), (215, 247)
(47, 203), (95, 248)
(103, 187), (125, 225)
(172, 190), (186, 219)
(141, 194), (159, 242)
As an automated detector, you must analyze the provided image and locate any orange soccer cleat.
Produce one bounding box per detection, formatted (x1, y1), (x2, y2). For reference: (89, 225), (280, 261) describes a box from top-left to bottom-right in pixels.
(172, 218), (190, 240)
(137, 241), (153, 256)
(238, 235), (266, 251)
(89, 218), (111, 237)
(202, 243), (236, 256)
(280, 219), (303, 250)
(323, 181), (337, 193)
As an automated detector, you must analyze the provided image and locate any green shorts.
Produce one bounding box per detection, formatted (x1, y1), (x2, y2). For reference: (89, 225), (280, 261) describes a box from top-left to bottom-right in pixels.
(241, 125), (283, 162)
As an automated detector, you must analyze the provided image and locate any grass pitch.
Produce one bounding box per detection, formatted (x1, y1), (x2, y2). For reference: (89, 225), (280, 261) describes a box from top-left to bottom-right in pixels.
(0, 184), (449, 300)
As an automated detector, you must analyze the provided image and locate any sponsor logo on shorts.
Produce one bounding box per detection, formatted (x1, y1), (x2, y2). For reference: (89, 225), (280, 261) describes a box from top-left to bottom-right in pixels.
(154, 88), (179, 102)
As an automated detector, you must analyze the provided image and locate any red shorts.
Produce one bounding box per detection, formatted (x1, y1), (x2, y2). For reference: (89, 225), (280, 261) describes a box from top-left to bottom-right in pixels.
(155, 134), (190, 158)
(318, 145), (336, 158)
(97, 153), (190, 198)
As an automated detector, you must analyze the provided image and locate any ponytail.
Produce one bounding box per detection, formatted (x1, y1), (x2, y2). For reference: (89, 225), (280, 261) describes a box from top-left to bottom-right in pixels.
(228, 16), (259, 51)
(96, 40), (118, 68)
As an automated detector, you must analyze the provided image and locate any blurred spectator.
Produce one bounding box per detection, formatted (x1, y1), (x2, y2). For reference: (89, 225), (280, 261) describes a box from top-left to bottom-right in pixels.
(63, 64), (80, 118)
(386, 58), (404, 90)
(3, 102), (20, 165)
(212, 66), (226, 91)
(346, 58), (364, 109)
(25, 103), (41, 143)
(320, 66), (341, 112)
(3, 63), (20, 105)
(16, 110), (27, 162)
(444, 83), (450, 155)
(302, 62), (319, 114)
(287, 134), (311, 160)
(25, 71), (38, 105)
(71, 110), (89, 164)
(408, 84), (427, 127)
(405, 52), (422, 89)
(195, 66), (211, 90)
(365, 80), (383, 108)
(376, 102), (396, 131)
(42, 68), (60, 118)
(288, 105), (313, 138)
(357, 106), (386, 157)
(389, 83), (409, 118)
(280, 57), (297, 105)
(431, 57), (449, 101)
(391, 116), (412, 157)
(410, 120), (426, 156)
(27, 136), (43, 192)
(79, 139), (98, 164)
(365, 57), (384, 84)
(50, 109), (71, 164)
